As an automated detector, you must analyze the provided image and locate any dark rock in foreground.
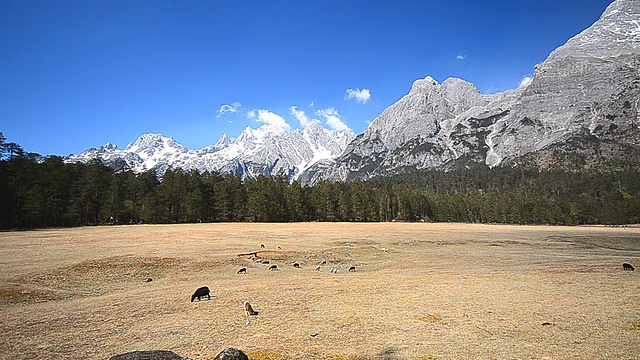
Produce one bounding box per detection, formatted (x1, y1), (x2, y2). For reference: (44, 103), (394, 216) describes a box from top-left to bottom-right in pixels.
(214, 347), (249, 360)
(109, 350), (184, 360)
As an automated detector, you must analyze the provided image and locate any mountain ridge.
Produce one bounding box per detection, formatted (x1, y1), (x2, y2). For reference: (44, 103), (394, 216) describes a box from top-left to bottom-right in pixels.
(66, 123), (356, 179)
(67, 0), (640, 183)
(296, 0), (640, 184)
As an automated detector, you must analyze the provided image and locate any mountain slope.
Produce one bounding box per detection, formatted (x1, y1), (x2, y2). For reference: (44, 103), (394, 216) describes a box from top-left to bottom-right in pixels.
(298, 0), (640, 184)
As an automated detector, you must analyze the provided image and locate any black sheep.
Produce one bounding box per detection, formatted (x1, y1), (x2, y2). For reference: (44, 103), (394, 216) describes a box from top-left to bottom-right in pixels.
(191, 286), (210, 302)
(623, 263), (635, 271)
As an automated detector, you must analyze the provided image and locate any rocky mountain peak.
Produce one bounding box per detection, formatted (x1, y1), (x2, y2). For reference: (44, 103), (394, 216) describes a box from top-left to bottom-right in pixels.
(124, 133), (184, 153)
(213, 133), (231, 150)
(100, 142), (119, 152)
(297, 0), (640, 185)
(409, 76), (440, 93)
(362, 76), (489, 151)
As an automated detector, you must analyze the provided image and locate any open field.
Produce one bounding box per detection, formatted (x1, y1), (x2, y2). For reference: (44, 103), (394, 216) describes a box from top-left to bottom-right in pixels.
(1, 223), (639, 360)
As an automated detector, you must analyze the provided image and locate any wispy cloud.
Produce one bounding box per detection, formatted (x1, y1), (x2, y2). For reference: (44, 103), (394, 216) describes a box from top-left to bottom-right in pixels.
(290, 106), (320, 127)
(456, 54), (466, 61)
(216, 102), (242, 117)
(519, 75), (533, 88)
(345, 88), (371, 104)
(247, 109), (291, 131)
(316, 107), (349, 131)
(309, 100), (315, 107)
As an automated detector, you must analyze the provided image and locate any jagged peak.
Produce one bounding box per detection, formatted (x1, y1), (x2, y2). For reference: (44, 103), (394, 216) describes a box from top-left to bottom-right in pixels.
(233, 126), (256, 143)
(409, 76), (481, 99)
(442, 77), (479, 93)
(214, 133), (231, 150)
(410, 76), (440, 93)
(303, 121), (325, 132)
(102, 142), (119, 151)
(124, 133), (186, 153)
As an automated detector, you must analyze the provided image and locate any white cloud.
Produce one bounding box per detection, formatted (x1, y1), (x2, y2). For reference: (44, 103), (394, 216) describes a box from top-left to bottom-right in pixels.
(309, 100), (315, 107)
(216, 102), (242, 117)
(456, 54), (466, 60)
(290, 106), (320, 127)
(519, 76), (533, 88)
(316, 107), (349, 131)
(345, 88), (371, 104)
(248, 109), (291, 131)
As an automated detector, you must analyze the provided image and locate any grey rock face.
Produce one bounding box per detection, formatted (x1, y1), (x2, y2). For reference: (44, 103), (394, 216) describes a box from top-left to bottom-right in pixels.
(299, 0), (640, 184)
(485, 0), (640, 168)
(297, 76), (492, 184)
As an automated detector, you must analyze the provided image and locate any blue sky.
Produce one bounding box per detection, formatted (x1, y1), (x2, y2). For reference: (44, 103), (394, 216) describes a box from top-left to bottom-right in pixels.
(1, 0), (613, 156)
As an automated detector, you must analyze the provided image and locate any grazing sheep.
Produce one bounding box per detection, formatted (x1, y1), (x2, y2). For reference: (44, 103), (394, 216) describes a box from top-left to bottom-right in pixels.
(320, 260), (327, 265)
(191, 286), (210, 302)
(269, 264), (279, 271)
(277, 245), (282, 250)
(293, 262), (300, 268)
(256, 258), (263, 263)
(262, 260), (270, 264)
(348, 266), (356, 272)
(623, 263), (635, 271)
(237, 267), (247, 274)
(244, 301), (258, 316)
(260, 244), (265, 248)
(315, 265), (321, 271)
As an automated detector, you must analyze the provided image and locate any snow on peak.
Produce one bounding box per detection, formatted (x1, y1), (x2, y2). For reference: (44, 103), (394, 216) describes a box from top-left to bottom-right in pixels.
(214, 133), (231, 150)
(125, 133), (185, 153)
(67, 122), (354, 181)
(103, 142), (119, 151)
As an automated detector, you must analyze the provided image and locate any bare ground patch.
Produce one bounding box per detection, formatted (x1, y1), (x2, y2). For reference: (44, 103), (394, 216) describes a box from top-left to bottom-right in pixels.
(1, 223), (639, 359)
(1, 255), (218, 304)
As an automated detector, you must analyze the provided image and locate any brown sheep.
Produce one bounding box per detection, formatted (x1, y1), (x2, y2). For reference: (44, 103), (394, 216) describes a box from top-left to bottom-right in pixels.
(244, 301), (258, 316)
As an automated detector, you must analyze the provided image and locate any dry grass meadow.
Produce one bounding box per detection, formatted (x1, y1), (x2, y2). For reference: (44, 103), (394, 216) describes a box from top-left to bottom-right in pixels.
(1, 222), (639, 360)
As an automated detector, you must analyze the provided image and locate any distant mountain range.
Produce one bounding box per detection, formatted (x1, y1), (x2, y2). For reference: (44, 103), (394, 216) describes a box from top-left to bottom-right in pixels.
(68, 0), (640, 184)
(67, 122), (355, 180)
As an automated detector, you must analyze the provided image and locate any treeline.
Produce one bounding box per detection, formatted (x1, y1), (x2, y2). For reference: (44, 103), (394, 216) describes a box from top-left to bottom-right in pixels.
(1, 134), (639, 229)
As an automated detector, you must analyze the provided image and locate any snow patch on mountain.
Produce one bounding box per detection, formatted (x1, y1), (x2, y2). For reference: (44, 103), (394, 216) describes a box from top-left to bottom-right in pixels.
(66, 123), (355, 181)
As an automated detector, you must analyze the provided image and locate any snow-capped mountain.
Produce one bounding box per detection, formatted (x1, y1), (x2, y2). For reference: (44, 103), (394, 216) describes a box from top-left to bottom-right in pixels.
(66, 123), (355, 180)
(297, 0), (640, 184)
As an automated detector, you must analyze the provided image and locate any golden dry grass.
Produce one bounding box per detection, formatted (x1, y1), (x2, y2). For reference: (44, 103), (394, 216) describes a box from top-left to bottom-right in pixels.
(1, 223), (639, 360)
